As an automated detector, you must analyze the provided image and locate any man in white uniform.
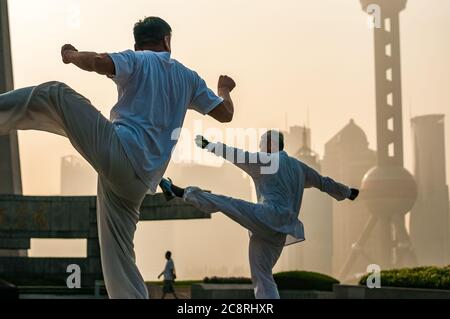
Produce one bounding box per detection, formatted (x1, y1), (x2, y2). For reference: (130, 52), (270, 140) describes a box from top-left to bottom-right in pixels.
(160, 131), (359, 299)
(0, 17), (236, 299)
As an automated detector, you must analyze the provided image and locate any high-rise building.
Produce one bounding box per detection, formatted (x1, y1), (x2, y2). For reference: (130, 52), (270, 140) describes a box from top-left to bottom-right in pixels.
(60, 156), (97, 195)
(410, 115), (450, 266)
(282, 126), (311, 155)
(322, 120), (377, 278)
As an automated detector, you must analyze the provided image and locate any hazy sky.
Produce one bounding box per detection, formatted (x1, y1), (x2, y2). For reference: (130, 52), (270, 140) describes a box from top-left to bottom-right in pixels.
(7, 0), (450, 279)
(9, 0), (450, 195)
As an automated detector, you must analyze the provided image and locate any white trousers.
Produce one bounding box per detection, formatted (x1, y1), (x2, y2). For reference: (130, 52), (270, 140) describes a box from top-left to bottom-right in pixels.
(183, 187), (286, 299)
(0, 82), (149, 299)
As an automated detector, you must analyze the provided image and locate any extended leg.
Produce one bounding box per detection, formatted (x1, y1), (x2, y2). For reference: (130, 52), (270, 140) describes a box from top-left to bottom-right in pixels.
(182, 186), (281, 238)
(0, 81), (149, 298)
(161, 180), (300, 243)
(1, 81), (114, 177)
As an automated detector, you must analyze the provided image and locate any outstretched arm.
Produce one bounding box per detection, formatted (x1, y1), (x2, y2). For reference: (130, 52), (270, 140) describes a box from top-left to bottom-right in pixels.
(196, 136), (273, 178)
(61, 44), (115, 76)
(300, 161), (358, 201)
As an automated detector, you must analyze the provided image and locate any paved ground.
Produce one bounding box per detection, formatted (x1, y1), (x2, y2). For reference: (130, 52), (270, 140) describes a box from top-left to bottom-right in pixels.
(147, 284), (191, 299)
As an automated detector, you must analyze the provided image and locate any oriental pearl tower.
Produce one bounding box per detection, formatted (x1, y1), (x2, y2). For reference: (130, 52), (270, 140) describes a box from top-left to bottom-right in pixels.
(340, 0), (417, 279)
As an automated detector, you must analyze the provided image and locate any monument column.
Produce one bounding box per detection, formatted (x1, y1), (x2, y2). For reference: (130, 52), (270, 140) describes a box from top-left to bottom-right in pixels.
(0, 0), (22, 195)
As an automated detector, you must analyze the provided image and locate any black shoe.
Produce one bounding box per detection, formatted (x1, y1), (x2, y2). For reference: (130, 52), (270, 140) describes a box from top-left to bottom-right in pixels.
(349, 188), (359, 201)
(159, 178), (176, 201)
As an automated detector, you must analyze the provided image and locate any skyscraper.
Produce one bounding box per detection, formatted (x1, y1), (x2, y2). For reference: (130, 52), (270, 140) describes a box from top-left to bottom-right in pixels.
(282, 126), (311, 155)
(322, 120), (377, 278)
(410, 115), (450, 266)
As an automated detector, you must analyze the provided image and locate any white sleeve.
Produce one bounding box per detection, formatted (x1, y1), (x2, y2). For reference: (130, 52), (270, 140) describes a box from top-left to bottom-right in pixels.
(300, 161), (351, 201)
(189, 72), (224, 115)
(207, 142), (277, 178)
(107, 50), (138, 85)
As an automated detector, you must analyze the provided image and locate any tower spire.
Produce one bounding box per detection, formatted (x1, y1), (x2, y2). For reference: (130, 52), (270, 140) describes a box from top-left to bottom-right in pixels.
(340, 1), (417, 280)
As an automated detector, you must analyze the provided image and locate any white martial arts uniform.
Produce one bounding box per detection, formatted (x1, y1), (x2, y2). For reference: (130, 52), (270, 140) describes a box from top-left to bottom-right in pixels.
(0, 50), (223, 299)
(183, 143), (351, 299)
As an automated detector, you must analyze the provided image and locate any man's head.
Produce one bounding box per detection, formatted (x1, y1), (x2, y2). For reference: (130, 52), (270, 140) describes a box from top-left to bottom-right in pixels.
(134, 17), (172, 52)
(260, 130), (284, 153)
(165, 251), (172, 260)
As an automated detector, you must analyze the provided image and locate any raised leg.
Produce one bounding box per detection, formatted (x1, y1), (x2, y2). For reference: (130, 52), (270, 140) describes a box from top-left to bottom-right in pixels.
(182, 186), (282, 239)
(0, 81), (150, 298)
(0, 81), (113, 177)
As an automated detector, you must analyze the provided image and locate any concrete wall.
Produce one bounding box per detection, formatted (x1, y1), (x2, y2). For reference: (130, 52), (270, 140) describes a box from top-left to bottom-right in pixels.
(0, 194), (209, 287)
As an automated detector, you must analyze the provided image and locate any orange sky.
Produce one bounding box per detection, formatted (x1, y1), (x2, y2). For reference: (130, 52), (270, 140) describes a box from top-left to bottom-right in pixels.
(7, 0), (450, 280)
(9, 0), (450, 195)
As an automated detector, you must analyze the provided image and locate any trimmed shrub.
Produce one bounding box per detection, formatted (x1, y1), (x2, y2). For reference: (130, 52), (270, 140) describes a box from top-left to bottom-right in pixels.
(274, 271), (339, 291)
(204, 271), (340, 291)
(359, 265), (450, 290)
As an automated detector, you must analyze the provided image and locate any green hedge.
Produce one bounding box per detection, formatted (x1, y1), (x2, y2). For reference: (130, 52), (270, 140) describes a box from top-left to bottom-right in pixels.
(274, 271), (339, 291)
(359, 266), (450, 290)
(204, 271), (340, 291)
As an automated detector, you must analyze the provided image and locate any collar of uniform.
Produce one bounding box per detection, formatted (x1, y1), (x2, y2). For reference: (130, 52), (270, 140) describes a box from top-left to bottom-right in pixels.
(155, 51), (171, 60)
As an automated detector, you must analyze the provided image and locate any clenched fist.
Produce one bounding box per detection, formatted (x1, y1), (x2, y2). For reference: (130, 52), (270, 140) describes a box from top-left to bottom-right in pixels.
(218, 75), (236, 92)
(195, 135), (210, 149)
(61, 44), (78, 64)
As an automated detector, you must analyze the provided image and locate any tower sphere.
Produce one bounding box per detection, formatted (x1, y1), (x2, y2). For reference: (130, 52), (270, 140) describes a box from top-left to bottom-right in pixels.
(361, 166), (417, 217)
